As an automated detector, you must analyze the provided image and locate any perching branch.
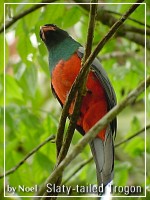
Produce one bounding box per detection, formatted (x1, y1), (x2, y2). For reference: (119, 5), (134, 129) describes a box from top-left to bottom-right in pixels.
(36, 75), (150, 197)
(44, 2), (98, 199)
(82, 1), (97, 62)
(55, 1), (98, 162)
(0, 135), (55, 179)
(63, 124), (150, 184)
(36, 1), (144, 198)
(53, 0), (147, 165)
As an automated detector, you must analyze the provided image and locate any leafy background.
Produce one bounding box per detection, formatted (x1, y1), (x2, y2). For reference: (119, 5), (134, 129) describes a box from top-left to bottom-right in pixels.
(0, 0), (150, 199)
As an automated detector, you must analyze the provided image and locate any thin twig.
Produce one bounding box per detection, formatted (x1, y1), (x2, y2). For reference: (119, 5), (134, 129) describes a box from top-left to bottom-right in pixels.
(0, 135), (55, 179)
(36, 76), (150, 198)
(63, 124), (150, 184)
(57, 0), (98, 164)
(122, 25), (149, 35)
(104, 9), (150, 29)
(115, 125), (149, 147)
(82, 1), (97, 62)
(1, 122), (149, 183)
(100, 51), (140, 61)
(75, 0), (148, 49)
(81, 0), (145, 70)
(62, 157), (93, 185)
(0, 0), (56, 33)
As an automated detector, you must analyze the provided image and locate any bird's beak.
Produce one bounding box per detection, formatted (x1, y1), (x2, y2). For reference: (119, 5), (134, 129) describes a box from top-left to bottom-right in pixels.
(40, 26), (45, 41)
(41, 25), (56, 32)
(40, 25), (56, 41)
(40, 26), (47, 41)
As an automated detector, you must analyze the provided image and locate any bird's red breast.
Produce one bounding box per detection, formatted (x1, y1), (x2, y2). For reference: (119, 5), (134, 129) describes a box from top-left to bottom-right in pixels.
(51, 52), (107, 140)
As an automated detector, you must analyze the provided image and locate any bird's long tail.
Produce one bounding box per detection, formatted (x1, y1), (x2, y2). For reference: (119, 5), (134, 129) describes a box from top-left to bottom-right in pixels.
(89, 127), (114, 191)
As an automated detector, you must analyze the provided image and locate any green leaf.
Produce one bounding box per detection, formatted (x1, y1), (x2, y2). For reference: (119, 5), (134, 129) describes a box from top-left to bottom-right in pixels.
(16, 21), (35, 63)
(127, 116), (141, 136)
(35, 151), (53, 172)
(17, 64), (38, 98)
(41, 4), (65, 25)
(114, 161), (131, 186)
(0, 36), (4, 72)
(5, 74), (23, 103)
(0, 74), (4, 105)
(0, 0), (4, 23)
(62, 6), (82, 28)
(37, 54), (49, 74)
(124, 137), (145, 157)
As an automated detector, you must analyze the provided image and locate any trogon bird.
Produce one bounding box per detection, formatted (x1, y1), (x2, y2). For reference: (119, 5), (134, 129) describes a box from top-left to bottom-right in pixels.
(40, 24), (117, 188)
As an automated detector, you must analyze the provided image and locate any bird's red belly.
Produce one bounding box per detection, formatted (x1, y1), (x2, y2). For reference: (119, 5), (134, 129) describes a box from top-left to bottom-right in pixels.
(51, 53), (107, 140)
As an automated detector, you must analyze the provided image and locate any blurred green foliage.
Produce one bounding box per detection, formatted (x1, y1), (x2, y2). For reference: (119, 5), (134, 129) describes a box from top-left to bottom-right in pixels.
(1, 0), (150, 199)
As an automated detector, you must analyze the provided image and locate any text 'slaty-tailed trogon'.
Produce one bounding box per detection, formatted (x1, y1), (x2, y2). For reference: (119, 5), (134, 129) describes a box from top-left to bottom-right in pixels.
(40, 24), (117, 187)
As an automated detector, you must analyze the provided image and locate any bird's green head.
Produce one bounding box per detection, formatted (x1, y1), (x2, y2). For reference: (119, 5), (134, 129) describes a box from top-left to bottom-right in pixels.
(40, 24), (81, 72)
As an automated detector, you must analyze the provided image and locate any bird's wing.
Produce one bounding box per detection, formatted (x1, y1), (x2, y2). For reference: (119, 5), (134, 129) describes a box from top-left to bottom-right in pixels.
(77, 46), (117, 136)
(77, 46), (117, 187)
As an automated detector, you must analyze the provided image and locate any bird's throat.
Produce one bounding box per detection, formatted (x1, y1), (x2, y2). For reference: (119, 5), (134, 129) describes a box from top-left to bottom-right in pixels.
(48, 37), (81, 74)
